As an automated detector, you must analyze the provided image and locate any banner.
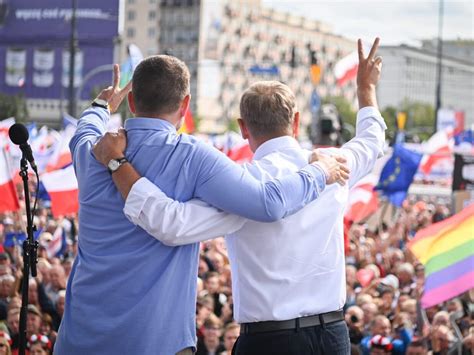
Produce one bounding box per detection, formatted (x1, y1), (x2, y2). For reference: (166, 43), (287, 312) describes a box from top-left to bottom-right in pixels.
(33, 48), (55, 88)
(5, 48), (26, 87)
(0, 0), (119, 100)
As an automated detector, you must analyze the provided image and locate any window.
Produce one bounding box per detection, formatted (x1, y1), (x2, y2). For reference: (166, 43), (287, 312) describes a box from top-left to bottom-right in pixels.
(128, 0), (135, 3)
(149, 11), (156, 20)
(127, 28), (135, 38)
(148, 28), (156, 38)
(127, 10), (136, 21)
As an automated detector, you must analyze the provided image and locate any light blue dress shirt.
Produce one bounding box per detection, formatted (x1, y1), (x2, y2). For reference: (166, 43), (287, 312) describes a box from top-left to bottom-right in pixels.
(54, 107), (326, 355)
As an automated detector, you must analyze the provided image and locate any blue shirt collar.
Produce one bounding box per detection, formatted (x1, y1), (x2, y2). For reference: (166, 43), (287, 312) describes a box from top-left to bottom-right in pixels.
(253, 136), (300, 160)
(125, 117), (176, 132)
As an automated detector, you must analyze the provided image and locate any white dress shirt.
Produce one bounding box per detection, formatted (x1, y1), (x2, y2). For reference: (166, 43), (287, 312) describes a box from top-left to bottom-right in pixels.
(124, 106), (386, 323)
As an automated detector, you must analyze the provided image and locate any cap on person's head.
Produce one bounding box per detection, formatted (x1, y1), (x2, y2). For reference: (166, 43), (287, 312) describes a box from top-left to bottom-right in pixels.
(3, 218), (13, 225)
(381, 274), (399, 290)
(0, 253), (10, 262)
(370, 334), (393, 351)
(27, 304), (41, 317)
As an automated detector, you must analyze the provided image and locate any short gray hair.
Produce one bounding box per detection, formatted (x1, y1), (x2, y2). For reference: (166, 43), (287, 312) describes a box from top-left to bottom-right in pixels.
(239, 81), (296, 138)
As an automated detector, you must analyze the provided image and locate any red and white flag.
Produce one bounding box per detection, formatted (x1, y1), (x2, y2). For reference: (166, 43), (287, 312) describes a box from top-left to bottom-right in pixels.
(334, 51), (359, 87)
(419, 129), (454, 175)
(43, 226), (65, 258)
(0, 143), (20, 212)
(41, 165), (78, 217)
(344, 174), (379, 223)
(46, 125), (74, 172)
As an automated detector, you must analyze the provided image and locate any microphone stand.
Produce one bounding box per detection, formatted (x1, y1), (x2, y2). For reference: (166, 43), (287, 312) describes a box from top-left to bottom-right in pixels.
(18, 156), (38, 355)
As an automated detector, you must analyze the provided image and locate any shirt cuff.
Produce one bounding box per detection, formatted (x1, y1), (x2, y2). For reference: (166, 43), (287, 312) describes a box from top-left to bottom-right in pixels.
(300, 164), (327, 194)
(357, 106), (387, 130)
(123, 177), (157, 223)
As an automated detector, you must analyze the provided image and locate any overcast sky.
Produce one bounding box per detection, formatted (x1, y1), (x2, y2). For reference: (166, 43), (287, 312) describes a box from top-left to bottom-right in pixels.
(262, 0), (473, 46)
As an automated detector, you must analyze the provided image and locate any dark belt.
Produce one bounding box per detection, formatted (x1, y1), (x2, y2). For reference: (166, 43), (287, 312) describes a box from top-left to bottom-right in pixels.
(240, 310), (344, 335)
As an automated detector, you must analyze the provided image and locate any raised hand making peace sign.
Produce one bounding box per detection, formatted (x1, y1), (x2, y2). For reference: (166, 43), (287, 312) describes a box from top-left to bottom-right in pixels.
(95, 64), (133, 113)
(356, 37), (383, 109)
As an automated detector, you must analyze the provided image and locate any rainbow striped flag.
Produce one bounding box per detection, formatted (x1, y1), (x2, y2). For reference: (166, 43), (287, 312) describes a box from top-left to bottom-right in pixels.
(408, 203), (474, 309)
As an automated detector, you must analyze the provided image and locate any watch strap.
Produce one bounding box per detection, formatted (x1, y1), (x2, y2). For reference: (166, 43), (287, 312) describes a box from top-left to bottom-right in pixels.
(108, 157), (128, 173)
(91, 99), (109, 110)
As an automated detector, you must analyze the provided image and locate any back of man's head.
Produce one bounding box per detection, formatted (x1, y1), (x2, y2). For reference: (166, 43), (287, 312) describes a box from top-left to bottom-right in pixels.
(132, 55), (190, 116)
(240, 81), (296, 139)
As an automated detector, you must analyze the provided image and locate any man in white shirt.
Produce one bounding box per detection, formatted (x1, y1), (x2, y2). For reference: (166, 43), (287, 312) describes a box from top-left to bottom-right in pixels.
(93, 38), (385, 354)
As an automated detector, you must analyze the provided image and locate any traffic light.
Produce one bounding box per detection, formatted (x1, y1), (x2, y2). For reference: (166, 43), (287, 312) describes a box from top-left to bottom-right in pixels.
(309, 48), (321, 84)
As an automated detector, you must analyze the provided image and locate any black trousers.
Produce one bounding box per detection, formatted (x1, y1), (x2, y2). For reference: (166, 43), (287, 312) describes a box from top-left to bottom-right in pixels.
(232, 320), (350, 355)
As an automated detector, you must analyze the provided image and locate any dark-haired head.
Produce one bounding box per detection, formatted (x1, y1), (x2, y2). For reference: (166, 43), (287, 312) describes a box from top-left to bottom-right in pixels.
(129, 55), (190, 127)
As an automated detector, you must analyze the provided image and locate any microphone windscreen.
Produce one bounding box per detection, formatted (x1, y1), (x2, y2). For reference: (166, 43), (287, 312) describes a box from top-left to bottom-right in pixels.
(8, 123), (29, 145)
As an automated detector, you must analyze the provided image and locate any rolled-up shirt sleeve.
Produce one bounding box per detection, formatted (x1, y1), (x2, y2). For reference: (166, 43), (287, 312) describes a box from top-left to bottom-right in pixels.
(124, 177), (246, 246)
(340, 106), (387, 188)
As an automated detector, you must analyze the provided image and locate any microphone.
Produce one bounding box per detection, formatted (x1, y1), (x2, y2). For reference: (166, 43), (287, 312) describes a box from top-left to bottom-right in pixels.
(8, 123), (38, 172)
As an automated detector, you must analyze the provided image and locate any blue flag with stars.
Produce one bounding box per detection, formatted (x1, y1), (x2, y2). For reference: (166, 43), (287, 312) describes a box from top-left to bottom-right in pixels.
(375, 144), (423, 207)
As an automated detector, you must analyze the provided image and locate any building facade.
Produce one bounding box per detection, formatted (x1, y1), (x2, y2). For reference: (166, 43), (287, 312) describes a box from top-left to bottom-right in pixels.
(196, 0), (356, 132)
(377, 45), (474, 127)
(120, 0), (357, 132)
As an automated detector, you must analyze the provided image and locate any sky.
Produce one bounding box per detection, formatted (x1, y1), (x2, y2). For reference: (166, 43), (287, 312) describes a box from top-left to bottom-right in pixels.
(262, 0), (473, 46)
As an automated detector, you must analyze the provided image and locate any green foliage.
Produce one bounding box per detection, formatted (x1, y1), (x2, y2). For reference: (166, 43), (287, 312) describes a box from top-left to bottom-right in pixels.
(382, 100), (435, 142)
(226, 118), (240, 133)
(0, 93), (29, 121)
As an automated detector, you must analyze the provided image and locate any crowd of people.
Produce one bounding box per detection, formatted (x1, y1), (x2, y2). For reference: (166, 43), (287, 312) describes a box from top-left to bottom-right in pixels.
(0, 186), (471, 354)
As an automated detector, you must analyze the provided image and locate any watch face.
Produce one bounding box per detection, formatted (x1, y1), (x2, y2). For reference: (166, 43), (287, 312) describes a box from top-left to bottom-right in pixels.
(108, 159), (120, 171)
(95, 98), (108, 106)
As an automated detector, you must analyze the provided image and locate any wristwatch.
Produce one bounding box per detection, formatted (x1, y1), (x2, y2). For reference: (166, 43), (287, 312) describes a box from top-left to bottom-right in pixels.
(91, 98), (109, 110)
(107, 157), (128, 173)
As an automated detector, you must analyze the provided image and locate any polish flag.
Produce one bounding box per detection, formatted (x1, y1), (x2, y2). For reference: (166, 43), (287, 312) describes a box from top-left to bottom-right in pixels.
(419, 129), (454, 175)
(344, 174), (379, 223)
(41, 165), (78, 217)
(227, 142), (253, 164)
(334, 51), (359, 86)
(46, 125), (74, 172)
(0, 143), (20, 212)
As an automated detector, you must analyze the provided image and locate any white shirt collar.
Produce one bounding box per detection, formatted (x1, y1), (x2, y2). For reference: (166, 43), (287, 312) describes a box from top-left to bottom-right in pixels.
(253, 136), (300, 161)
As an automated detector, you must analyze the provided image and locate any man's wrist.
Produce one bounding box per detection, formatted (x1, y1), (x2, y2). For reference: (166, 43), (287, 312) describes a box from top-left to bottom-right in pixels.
(357, 86), (378, 109)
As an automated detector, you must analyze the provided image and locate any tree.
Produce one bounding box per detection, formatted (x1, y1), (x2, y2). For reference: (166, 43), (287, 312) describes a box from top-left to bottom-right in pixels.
(0, 93), (28, 121)
(381, 100), (435, 142)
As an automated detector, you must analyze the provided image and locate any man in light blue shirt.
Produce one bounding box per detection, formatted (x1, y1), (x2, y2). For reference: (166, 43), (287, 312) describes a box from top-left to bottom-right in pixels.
(54, 57), (348, 354)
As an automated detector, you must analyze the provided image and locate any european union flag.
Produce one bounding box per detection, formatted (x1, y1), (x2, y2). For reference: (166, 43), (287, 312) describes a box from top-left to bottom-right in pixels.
(375, 144), (422, 207)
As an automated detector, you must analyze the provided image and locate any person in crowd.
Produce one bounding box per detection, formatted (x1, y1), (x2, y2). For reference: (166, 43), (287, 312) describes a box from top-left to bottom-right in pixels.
(92, 38), (384, 354)
(44, 266), (66, 306)
(221, 322), (240, 355)
(202, 272), (227, 317)
(0, 331), (12, 355)
(361, 315), (412, 355)
(26, 305), (43, 340)
(6, 308), (19, 351)
(196, 315), (225, 355)
(346, 305), (365, 345)
(406, 338), (429, 355)
(55, 54), (348, 354)
(28, 334), (52, 355)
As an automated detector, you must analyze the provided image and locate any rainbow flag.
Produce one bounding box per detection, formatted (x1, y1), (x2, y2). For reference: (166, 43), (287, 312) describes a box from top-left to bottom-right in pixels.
(408, 204), (474, 308)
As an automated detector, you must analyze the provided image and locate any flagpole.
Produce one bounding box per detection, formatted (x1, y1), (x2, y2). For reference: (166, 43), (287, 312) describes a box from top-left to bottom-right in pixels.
(434, 0), (444, 133)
